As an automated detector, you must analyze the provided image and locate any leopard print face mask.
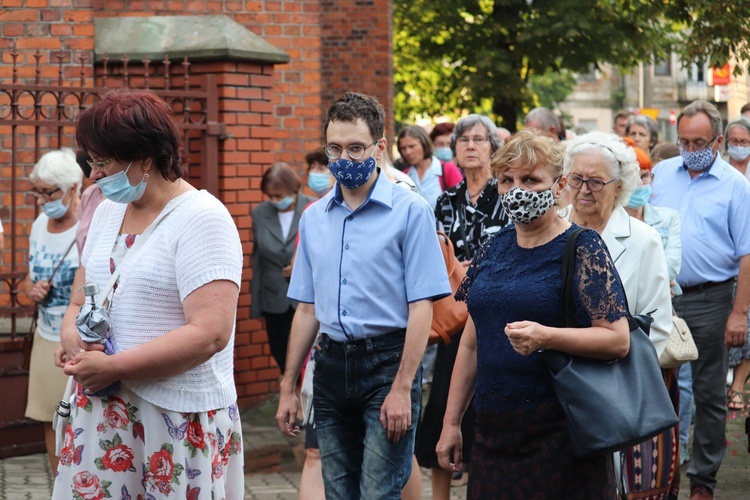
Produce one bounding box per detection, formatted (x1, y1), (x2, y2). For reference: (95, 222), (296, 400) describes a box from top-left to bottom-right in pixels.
(501, 186), (556, 224)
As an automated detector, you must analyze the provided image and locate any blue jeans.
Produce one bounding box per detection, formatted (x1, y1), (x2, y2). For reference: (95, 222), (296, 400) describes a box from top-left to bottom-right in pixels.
(678, 362), (693, 445)
(312, 331), (421, 500)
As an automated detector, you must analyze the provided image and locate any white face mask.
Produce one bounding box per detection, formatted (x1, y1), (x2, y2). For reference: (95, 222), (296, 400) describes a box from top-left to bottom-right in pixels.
(728, 145), (750, 162)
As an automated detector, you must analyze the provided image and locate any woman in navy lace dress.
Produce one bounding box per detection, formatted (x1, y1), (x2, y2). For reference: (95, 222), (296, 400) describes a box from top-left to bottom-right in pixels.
(415, 114), (508, 499)
(436, 129), (631, 499)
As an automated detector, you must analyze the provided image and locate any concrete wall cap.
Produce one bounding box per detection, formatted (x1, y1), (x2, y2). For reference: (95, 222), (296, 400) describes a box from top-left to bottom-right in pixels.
(94, 15), (290, 65)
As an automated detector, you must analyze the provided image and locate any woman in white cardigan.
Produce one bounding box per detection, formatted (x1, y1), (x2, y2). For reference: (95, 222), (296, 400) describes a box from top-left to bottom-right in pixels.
(52, 90), (244, 499)
(564, 131), (678, 500)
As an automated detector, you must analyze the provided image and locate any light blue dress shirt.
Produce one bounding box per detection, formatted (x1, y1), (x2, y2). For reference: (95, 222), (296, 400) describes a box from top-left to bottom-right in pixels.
(651, 155), (750, 287)
(288, 169), (452, 341)
(405, 156), (444, 209)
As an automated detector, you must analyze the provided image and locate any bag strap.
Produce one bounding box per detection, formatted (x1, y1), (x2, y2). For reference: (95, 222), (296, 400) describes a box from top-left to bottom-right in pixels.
(50, 238), (77, 281)
(98, 193), (190, 307)
(437, 231), (457, 276)
(559, 228), (585, 327)
(439, 161), (446, 191)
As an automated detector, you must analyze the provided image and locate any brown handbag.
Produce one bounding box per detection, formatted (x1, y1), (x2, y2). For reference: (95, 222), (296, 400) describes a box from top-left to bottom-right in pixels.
(428, 232), (469, 346)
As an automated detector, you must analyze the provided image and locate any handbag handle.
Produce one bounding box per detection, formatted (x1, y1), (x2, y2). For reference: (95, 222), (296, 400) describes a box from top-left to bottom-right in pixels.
(98, 192), (191, 307)
(437, 231), (458, 277)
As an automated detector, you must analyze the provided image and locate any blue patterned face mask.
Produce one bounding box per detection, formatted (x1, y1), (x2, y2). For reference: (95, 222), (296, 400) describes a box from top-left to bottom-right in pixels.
(328, 153), (377, 189)
(626, 184), (652, 209)
(680, 147), (716, 172)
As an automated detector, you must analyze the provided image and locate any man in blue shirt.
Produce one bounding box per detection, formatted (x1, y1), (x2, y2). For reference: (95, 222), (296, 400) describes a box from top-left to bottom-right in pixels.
(651, 100), (750, 500)
(276, 92), (451, 499)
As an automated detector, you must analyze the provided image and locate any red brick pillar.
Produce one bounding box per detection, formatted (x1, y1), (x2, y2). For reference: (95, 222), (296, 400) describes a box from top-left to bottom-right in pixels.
(185, 60), (287, 407)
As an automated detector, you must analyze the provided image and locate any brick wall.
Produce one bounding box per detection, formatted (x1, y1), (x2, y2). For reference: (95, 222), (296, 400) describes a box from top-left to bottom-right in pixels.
(0, 0), (394, 407)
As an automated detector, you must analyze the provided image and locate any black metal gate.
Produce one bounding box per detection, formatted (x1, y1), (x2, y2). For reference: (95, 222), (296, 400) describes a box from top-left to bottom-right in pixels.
(0, 46), (222, 458)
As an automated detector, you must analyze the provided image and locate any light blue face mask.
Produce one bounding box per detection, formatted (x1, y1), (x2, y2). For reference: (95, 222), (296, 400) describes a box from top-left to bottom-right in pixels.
(626, 184), (652, 209)
(272, 195), (294, 211)
(96, 162), (147, 204)
(434, 147), (453, 162)
(728, 145), (750, 162)
(308, 172), (333, 195)
(42, 192), (69, 219)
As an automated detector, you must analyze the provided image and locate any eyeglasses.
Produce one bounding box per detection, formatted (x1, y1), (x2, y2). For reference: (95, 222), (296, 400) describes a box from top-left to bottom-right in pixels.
(676, 135), (718, 151)
(324, 140), (379, 160)
(640, 172), (654, 182)
(456, 136), (489, 146)
(29, 187), (61, 201)
(86, 157), (115, 170)
(728, 139), (750, 147)
(568, 174), (617, 192)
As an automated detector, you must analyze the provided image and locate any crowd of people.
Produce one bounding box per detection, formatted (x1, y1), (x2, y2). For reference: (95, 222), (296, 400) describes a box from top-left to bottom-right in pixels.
(272, 96), (750, 500)
(5, 85), (750, 500)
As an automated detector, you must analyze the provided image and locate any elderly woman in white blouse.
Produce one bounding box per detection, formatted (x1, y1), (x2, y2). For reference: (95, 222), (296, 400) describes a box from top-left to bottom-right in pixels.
(564, 131), (676, 498)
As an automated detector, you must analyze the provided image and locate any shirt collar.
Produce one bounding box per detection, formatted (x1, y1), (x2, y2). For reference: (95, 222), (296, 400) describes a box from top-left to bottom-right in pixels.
(325, 168), (393, 212)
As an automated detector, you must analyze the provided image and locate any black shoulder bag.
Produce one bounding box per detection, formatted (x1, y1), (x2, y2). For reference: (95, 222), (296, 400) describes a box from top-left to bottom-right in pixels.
(542, 228), (679, 457)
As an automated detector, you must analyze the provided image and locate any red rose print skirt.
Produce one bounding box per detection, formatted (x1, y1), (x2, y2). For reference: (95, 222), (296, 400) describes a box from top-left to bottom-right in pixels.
(52, 382), (243, 500)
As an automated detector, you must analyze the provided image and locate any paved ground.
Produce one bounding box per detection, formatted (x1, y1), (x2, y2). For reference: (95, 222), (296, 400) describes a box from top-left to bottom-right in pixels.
(1, 391), (748, 499)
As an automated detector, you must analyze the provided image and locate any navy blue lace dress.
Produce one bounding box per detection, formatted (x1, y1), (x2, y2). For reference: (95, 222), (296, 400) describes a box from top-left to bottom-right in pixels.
(456, 224), (628, 499)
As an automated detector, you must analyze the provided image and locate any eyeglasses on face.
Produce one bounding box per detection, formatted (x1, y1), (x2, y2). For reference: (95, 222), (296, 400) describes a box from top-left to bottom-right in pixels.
(324, 140), (379, 160)
(456, 136), (489, 146)
(640, 172), (654, 182)
(676, 135), (718, 151)
(86, 157), (115, 170)
(728, 139), (750, 147)
(29, 187), (61, 201)
(568, 174), (616, 192)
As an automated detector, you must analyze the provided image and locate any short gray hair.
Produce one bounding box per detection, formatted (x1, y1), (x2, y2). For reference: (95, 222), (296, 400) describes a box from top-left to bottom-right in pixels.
(625, 115), (659, 149)
(450, 114), (501, 156)
(29, 148), (82, 194)
(524, 107), (560, 131)
(724, 117), (750, 151)
(563, 131), (640, 208)
(678, 100), (723, 138)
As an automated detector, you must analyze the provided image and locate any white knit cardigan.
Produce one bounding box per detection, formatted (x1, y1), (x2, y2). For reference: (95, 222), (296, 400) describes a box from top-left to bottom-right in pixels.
(82, 190), (243, 412)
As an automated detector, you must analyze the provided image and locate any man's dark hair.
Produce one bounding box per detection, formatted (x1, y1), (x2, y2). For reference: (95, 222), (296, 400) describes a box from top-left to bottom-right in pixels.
(741, 102), (750, 116)
(324, 92), (386, 142)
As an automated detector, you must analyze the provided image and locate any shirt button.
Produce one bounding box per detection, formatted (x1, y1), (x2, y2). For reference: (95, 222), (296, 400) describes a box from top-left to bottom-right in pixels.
(342, 310), (347, 316)
(342, 279), (347, 284)
(345, 244), (350, 250)
(348, 216), (353, 221)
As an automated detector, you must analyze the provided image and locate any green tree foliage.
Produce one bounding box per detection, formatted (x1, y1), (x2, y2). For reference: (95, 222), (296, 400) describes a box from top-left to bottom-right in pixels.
(394, 0), (748, 129)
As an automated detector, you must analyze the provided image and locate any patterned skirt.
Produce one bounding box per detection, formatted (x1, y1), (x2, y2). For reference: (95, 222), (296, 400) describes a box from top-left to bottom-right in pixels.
(468, 401), (616, 500)
(621, 367), (680, 499)
(52, 382), (244, 500)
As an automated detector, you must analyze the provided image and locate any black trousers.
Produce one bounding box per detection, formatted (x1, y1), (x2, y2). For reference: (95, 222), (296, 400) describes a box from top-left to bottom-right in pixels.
(263, 306), (295, 374)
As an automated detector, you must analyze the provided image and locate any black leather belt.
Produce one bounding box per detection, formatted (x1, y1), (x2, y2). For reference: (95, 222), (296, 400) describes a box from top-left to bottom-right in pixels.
(681, 278), (734, 295)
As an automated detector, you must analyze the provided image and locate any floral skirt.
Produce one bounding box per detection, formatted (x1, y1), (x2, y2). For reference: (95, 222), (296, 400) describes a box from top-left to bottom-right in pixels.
(52, 382), (244, 500)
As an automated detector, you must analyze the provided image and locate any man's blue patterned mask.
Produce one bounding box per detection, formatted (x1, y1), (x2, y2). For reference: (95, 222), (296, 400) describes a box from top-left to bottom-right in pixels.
(328, 154), (376, 189)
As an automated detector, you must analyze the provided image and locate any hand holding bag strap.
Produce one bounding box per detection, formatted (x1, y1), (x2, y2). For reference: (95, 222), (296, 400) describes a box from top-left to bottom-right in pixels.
(98, 192), (191, 307)
(25, 237), (77, 369)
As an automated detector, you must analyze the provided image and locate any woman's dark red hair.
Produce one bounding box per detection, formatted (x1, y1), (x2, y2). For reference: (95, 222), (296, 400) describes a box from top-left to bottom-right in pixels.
(76, 89), (185, 181)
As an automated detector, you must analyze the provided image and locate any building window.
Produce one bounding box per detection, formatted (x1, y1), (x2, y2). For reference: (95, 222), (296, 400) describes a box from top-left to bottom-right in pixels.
(654, 58), (671, 76)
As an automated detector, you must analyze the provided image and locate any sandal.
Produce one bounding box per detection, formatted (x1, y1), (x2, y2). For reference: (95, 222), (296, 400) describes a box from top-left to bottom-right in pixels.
(728, 389), (745, 410)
